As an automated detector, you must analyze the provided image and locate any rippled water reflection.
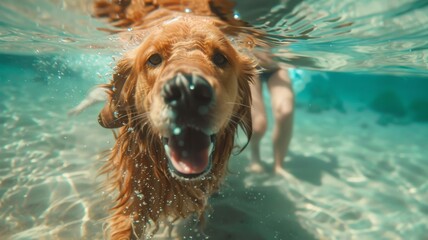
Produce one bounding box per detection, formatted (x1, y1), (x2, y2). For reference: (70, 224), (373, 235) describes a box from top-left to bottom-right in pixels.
(244, 0), (428, 74)
(1, 0), (427, 74)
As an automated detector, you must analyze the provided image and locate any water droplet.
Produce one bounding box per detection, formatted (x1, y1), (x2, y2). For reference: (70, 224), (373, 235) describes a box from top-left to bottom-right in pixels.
(113, 111), (119, 118)
(184, 8), (192, 13)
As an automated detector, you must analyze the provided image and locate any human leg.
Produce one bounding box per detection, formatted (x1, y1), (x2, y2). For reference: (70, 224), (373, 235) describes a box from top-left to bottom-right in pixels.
(267, 69), (294, 174)
(249, 77), (267, 172)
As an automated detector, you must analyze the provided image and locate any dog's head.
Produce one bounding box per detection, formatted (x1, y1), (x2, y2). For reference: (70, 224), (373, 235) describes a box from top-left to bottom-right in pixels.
(99, 16), (256, 180)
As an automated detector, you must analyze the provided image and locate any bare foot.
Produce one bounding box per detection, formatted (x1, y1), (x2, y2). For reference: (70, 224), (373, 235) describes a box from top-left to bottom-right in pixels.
(247, 162), (265, 173)
(274, 166), (291, 178)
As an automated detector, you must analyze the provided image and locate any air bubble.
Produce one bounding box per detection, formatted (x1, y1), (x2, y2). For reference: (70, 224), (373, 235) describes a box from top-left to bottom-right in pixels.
(233, 10), (241, 19)
(173, 127), (181, 135)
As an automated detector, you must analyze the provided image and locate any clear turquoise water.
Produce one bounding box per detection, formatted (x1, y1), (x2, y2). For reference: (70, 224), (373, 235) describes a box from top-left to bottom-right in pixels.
(1, 0), (427, 239)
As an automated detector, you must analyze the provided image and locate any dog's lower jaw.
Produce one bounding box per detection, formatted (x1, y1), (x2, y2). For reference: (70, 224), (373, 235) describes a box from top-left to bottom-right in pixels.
(105, 123), (235, 240)
(162, 128), (216, 180)
(167, 158), (213, 180)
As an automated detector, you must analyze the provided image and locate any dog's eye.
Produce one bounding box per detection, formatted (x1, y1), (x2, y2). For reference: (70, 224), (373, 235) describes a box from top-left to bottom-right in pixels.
(147, 53), (162, 67)
(212, 52), (228, 67)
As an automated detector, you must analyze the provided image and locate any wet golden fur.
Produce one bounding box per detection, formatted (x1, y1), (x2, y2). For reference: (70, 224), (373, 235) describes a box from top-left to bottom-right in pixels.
(94, 0), (259, 239)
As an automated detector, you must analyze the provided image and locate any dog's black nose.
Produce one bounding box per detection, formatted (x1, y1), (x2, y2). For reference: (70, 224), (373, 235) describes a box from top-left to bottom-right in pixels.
(162, 73), (213, 109)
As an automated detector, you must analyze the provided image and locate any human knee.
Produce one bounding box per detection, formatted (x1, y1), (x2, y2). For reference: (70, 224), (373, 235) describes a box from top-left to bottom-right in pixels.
(252, 115), (267, 136)
(273, 103), (294, 123)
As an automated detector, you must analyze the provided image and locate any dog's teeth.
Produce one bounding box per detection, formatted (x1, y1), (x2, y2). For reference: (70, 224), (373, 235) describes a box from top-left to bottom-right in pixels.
(208, 142), (214, 155)
(164, 143), (171, 158)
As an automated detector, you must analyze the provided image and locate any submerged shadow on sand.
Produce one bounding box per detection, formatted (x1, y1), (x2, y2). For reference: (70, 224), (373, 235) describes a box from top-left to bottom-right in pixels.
(285, 152), (340, 186)
(178, 155), (317, 240)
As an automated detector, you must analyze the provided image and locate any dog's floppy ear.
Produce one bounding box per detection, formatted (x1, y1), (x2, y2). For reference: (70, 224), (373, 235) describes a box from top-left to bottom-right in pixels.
(235, 56), (257, 148)
(98, 58), (133, 129)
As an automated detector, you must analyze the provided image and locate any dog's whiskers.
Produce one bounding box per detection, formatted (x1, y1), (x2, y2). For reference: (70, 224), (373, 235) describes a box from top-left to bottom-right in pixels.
(230, 112), (251, 130)
(130, 112), (150, 122)
(228, 113), (242, 126)
(225, 101), (251, 109)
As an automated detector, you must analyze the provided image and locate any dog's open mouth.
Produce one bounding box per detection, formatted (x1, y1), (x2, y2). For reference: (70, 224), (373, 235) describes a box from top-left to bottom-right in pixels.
(163, 127), (215, 179)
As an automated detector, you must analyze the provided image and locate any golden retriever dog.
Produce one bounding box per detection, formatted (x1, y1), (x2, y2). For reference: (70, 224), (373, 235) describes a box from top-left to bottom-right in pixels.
(92, 0), (263, 239)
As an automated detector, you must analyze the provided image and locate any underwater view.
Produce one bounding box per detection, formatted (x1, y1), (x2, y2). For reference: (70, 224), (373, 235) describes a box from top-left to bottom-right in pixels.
(1, 0), (427, 239)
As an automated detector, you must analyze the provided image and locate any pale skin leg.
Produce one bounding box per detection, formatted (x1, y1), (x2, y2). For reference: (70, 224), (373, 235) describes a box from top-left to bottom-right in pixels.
(249, 68), (294, 174)
(249, 74), (268, 173)
(267, 69), (294, 174)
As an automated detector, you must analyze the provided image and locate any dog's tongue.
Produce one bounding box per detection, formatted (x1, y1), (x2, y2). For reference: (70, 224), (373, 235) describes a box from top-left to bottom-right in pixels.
(167, 128), (211, 175)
